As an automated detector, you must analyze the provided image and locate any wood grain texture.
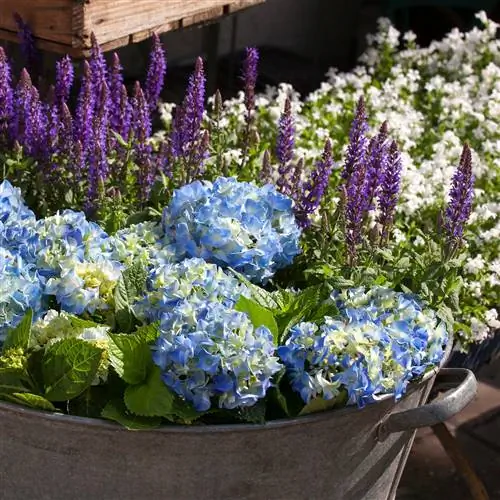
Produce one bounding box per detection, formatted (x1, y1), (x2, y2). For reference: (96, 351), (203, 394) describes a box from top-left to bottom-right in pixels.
(0, 0), (265, 56)
(0, 0), (74, 45)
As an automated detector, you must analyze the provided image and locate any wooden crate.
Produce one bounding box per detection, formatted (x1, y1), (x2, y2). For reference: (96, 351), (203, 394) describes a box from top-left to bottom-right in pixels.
(0, 0), (265, 57)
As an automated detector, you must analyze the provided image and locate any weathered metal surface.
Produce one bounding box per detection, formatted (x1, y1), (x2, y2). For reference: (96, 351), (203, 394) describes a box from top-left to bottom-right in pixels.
(0, 355), (476, 500)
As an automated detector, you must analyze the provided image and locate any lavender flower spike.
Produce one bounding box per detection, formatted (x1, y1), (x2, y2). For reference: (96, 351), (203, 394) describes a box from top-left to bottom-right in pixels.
(55, 55), (74, 107)
(89, 33), (107, 109)
(342, 96), (369, 182)
(296, 139), (334, 228)
(74, 61), (95, 157)
(242, 47), (259, 119)
(444, 144), (474, 247)
(108, 53), (124, 133)
(145, 33), (167, 114)
(377, 140), (402, 243)
(276, 97), (295, 196)
(344, 151), (367, 264)
(363, 121), (389, 214)
(0, 47), (14, 144)
(182, 57), (206, 146)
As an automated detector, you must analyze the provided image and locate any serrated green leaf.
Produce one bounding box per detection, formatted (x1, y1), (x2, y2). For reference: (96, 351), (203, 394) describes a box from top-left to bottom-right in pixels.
(8, 393), (56, 412)
(228, 269), (279, 310)
(299, 391), (346, 416)
(170, 397), (202, 424)
(2, 309), (33, 351)
(133, 323), (161, 343)
(101, 399), (161, 430)
(124, 365), (176, 417)
(235, 296), (279, 341)
(43, 338), (103, 401)
(68, 315), (100, 329)
(114, 261), (148, 332)
(108, 332), (153, 385)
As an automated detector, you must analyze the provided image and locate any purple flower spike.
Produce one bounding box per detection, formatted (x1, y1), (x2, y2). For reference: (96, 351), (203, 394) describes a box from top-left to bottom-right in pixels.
(108, 52), (124, 133)
(89, 33), (107, 108)
(118, 84), (132, 140)
(145, 33), (167, 114)
(342, 96), (369, 182)
(132, 82), (155, 201)
(75, 61), (95, 157)
(242, 47), (259, 118)
(295, 139), (334, 228)
(12, 69), (44, 156)
(55, 55), (74, 107)
(444, 144), (474, 247)
(0, 47), (14, 143)
(363, 121), (389, 214)
(182, 57), (206, 147)
(377, 140), (403, 243)
(260, 149), (272, 182)
(344, 145), (368, 265)
(13, 13), (38, 78)
(276, 97), (295, 196)
(59, 102), (74, 159)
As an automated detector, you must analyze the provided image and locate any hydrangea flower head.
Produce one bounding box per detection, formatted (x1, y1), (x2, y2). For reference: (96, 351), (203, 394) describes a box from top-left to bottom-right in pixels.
(162, 177), (302, 282)
(45, 256), (122, 315)
(134, 257), (246, 322)
(153, 299), (281, 411)
(0, 179), (35, 225)
(0, 248), (44, 342)
(278, 287), (448, 407)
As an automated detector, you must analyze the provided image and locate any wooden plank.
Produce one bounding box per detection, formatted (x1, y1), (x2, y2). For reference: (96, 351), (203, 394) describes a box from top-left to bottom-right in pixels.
(182, 7), (225, 28)
(227, 0), (265, 13)
(0, 0), (74, 45)
(82, 0), (237, 48)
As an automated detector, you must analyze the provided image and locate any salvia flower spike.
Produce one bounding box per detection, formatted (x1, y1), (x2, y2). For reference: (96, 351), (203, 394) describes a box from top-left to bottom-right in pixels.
(0, 47), (13, 143)
(444, 143), (474, 252)
(55, 55), (74, 108)
(145, 33), (167, 115)
(342, 96), (369, 182)
(296, 139), (334, 228)
(276, 97), (295, 196)
(377, 140), (402, 244)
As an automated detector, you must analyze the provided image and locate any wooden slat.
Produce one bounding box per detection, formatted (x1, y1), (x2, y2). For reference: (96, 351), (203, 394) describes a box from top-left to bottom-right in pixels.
(0, 0), (266, 57)
(227, 0), (265, 14)
(0, 0), (74, 45)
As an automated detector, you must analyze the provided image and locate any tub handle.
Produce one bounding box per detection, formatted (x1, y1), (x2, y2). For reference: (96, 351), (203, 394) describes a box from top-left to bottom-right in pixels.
(377, 368), (477, 441)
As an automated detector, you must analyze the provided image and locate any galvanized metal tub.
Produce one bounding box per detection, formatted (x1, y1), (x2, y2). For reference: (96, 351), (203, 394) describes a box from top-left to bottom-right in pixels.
(0, 363), (476, 500)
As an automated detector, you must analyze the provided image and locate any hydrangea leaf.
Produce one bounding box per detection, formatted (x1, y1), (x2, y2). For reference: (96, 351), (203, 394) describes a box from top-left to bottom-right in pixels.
(298, 391), (347, 416)
(228, 268), (280, 310)
(2, 309), (33, 352)
(101, 399), (162, 430)
(6, 392), (56, 412)
(170, 397), (202, 424)
(235, 296), (278, 341)
(114, 261), (148, 332)
(68, 315), (101, 329)
(124, 365), (176, 417)
(42, 338), (103, 401)
(108, 332), (153, 385)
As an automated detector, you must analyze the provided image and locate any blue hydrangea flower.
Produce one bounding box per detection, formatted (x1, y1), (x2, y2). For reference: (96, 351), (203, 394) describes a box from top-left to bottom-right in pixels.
(153, 299), (282, 411)
(109, 221), (176, 268)
(34, 210), (113, 276)
(278, 288), (448, 408)
(162, 177), (302, 283)
(45, 255), (122, 315)
(0, 248), (45, 342)
(134, 257), (247, 323)
(0, 179), (35, 225)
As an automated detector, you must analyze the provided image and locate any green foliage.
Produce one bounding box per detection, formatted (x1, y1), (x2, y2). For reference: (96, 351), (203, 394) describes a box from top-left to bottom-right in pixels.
(2, 309), (33, 352)
(101, 399), (162, 430)
(235, 296), (278, 342)
(42, 339), (103, 401)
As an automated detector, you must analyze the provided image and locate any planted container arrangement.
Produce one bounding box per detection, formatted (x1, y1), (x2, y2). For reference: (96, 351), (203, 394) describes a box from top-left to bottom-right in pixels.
(0, 15), (481, 500)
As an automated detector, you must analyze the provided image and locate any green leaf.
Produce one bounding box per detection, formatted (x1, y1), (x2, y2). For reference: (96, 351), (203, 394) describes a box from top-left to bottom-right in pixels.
(234, 296), (279, 342)
(133, 323), (161, 344)
(2, 309), (33, 351)
(114, 261), (148, 332)
(437, 304), (455, 330)
(43, 338), (103, 402)
(68, 315), (100, 329)
(298, 391), (346, 416)
(107, 332), (153, 385)
(0, 368), (30, 394)
(238, 400), (267, 424)
(124, 365), (176, 417)
(101, 399), (161, 430)
(228, 269), (279, 310)
(7, 393), (56, 412)
(170, 397), (202, 424)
